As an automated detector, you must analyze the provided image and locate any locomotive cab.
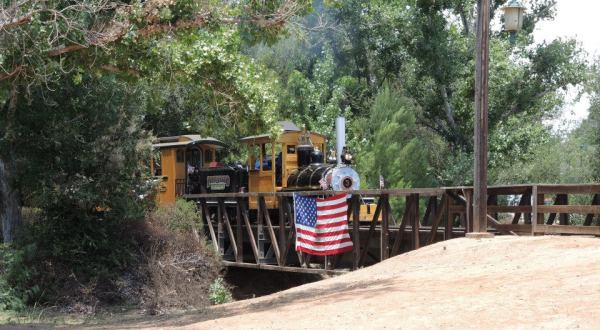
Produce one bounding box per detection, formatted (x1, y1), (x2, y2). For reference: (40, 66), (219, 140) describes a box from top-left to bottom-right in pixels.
(151, 134), (228, 206)
(240, 121), (326, 209)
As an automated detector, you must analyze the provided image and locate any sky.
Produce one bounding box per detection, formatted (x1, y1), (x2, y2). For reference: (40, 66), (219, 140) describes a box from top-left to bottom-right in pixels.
(533, 0), (600, 131)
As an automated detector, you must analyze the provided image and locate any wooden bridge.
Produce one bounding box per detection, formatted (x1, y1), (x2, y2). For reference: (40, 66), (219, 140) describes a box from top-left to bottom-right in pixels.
(185, 183), (600, 274)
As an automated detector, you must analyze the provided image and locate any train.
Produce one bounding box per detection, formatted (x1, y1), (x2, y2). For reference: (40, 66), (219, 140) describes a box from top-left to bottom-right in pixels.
(151, 118), (372, 216)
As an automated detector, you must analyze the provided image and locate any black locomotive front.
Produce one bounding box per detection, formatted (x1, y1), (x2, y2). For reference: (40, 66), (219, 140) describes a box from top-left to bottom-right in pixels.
(285, 137), (359, 191)
(193, 164), (248, 194)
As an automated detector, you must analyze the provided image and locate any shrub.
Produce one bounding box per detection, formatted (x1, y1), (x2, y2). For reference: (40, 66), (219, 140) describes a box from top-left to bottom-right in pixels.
(152, 199), (203, 233)
(209, 278), (232, 305)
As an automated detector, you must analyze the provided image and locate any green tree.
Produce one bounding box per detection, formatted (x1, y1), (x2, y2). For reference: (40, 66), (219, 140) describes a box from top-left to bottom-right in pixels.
(1, 0), (311, 243)
(356, 84), (439, 188)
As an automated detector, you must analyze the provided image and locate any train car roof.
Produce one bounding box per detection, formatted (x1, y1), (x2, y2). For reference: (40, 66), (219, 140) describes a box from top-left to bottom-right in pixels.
(240, 121), (326, 144)
(152, 135), (227, 149)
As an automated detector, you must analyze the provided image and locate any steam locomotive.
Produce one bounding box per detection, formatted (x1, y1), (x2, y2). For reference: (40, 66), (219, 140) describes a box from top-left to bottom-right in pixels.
(151, 118), (360, 210)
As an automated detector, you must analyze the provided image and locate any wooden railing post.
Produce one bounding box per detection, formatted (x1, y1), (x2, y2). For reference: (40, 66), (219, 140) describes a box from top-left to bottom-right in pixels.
(411, 194), (420, 250)
(217, 198), (225, 255)
(352, 194), (360, 270)
(380, 194), (390, 261)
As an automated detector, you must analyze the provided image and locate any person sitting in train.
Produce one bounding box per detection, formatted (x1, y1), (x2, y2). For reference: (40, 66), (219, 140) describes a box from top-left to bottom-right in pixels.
(263, 156), (272, 170)
(275, 152), (282, 186)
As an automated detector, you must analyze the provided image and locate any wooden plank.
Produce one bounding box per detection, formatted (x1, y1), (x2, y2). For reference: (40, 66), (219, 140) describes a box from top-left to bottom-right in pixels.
(538, 205), (600, 214)
(534, 225), (600, 235)
(422, 197), (436, 226)
(278, 196), (286, 263)
(536, 184), (600, 195)
(494, 224), (532, 233)
(381, 195), (390, 260)
(201, 199), (219, 252)
(412, 194), (420, 250)
(239, 198), (260, 264)
(446, 195), (454, 240)
(359, 198), (383, 267)
(584, 194), (600, 226)
(559, 194), (569, 225)
(218, 199), (238, 261)
(391, 196), (412, 256)
(222, 261), (347, 275)
(235, 198), (243, 262)
(532, 187), (541, 235)
(511, 193), (530, 224)
(352, 195), (360, 270)
(259, 196), (281, 265)
(427, 194), (447, 245)
(185, 188), (444, 199)
(463, 189), (473, 233)
(217, 199), (225, 255)
(487, 205), (532, 213)
(488, 194), (498, 222)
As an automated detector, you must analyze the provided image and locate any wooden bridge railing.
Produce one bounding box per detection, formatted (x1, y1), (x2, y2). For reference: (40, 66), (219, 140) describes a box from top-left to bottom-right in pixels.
(185, 184), (600, 272)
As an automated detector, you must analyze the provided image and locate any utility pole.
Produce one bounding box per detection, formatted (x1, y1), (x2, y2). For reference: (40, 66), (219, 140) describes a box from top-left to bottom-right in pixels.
(471, 0), (492, 237)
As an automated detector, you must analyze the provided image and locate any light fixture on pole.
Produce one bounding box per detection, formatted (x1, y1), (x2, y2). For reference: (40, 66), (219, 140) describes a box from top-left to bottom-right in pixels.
(502, 0), (526, 43)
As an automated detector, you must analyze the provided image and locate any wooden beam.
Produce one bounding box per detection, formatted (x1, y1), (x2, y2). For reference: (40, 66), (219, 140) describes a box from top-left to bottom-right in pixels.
(222, 261), (347, 275)
(235, 198), (244, 262)
(219, 199), (238, 261)
(488, 205), (532, 213)
(359, 198), (383, 267)
(538, 205), (600, 214)
(412, 194), (420, 250)
(463, 189), (473, 233)
(352, 195), (360, 270)
(381, 195), (390, 260)
(391, 196), (412, 256)
(536, 184), (600, 195)
(201, 199), (219, 252)
(494, 224), (532, 233)
(427, 194), (447, 245)
(259, 197), (281, 265)
(534, 225), (600, 235)
(239, 198), (260, 264)
(584, 194), (600, 226)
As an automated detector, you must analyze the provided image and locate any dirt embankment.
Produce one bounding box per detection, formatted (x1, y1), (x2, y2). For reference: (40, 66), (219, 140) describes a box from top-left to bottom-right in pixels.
(159, 236), (600, 329)
(31, 236), (600, 329)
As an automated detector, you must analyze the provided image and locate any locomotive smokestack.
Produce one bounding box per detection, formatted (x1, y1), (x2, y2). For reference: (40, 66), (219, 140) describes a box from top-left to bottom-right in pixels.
(335, 117), (345, 166)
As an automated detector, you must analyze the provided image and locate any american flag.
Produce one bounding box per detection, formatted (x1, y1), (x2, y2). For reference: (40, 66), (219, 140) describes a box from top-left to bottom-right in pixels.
(294, 193), (353, 256)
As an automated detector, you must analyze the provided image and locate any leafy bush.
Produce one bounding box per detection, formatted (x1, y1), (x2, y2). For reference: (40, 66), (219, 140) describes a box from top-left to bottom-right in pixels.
(209, 278), (232, 305)
(152, 199), (203, 233)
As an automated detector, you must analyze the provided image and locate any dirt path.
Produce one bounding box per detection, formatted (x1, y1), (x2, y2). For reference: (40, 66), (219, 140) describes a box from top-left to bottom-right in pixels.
(92, 236), (600, 329)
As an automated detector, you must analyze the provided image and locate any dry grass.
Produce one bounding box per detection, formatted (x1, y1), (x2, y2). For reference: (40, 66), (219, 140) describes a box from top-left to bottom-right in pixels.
(138, 205), (222, 314)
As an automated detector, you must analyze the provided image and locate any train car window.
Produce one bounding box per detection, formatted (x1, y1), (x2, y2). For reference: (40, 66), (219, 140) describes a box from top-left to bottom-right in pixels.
(249, 144), (260, 171)
(176, 149), (184, 163)
(275, 144), (283, 186)
(204, 149), (213, 163)
(187, 148), (202, 168)
(262, 143), (273, 171)
(287, 145), (296, 154)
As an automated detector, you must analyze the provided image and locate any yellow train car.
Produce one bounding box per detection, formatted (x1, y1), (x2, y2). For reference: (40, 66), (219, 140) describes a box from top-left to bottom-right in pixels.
(240, 121), (327, 209)
(151, 134), (227, 205)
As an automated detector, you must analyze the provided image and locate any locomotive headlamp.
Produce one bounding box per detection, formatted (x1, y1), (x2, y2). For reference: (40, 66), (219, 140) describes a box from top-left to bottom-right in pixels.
(341, 146), (353, 165)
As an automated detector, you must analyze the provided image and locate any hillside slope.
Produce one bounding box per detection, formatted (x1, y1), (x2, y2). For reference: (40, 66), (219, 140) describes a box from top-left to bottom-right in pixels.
(149, 236), (600, 329)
